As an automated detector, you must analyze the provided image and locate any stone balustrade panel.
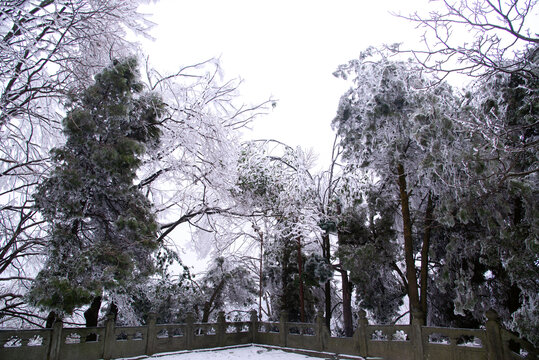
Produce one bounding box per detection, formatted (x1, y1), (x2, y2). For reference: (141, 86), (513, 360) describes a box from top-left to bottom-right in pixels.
(0, 328), (51, 360)
(255, 322), (281, 346)
(109, 326), (148, 359)
(285, 322), (318, 351)
(59, 327), (105, 360)
(422, 326), (488, 360)
(501, 328), (538, 359)
(225, 321), (249, 334)
(363, 324), (414, 360)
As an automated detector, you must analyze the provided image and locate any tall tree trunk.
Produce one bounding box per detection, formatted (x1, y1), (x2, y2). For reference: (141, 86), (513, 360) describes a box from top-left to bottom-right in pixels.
(297, 236), (306, 322)
(84, 296), (101, 342)
(325, 281), (331, 329)
(396, 163), (420, 322)
(84, 296), (102, 327)
(281, 243), (292, 320)
(258, 231), (264, 321)
(322, 232), (332, 330)
(202, 279), (226, 323)
(45, 311), (58, 328)
(108, 301), (118, 322)
(420, 193), (434, 324)
(340, 269), (353, 337)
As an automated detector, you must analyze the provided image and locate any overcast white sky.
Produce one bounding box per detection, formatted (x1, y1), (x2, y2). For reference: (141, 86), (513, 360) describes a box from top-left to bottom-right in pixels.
(138, 0), (427, 169)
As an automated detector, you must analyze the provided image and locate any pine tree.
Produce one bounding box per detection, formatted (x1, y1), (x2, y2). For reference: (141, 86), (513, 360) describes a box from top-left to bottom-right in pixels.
(29, 58), (164, 317)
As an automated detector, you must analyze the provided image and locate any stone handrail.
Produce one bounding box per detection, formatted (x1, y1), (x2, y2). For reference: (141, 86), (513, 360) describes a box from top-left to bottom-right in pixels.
(0, 309), (537, 360)
(501, 328), (538, 360)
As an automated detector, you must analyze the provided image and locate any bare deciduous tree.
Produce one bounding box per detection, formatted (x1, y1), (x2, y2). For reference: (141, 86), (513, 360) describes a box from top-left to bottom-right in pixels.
(396, 0), (538, 80)
(137, 58), (273, 243)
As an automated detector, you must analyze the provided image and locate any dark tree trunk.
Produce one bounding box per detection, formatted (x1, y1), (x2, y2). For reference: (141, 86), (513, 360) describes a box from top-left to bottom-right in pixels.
(202, 279), (226, 323)
(325, 281), (331, 329)
(258, 232), (264, 321)
(280, 243), (294, 320)
(297, 236), (306, 322)
(322, 232), (332, 330)
(84, 296), (102, 342)
(84, 296), (102, 327)
(108, 301), (118, 322)
(420, 193), (434, 324)
(341, 270), (353, 337)
(396, 163), (420, 323)
(45, 311), (57, 328)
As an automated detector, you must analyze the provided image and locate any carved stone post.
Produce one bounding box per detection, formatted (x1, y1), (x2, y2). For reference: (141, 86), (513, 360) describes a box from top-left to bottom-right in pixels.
(356, 310), (369, 357)
(279, 311), (288, 347)
(144, 312), (157, 356)
(485, 309), (505, 360)
(411, 310), (425, 360)
(316, 311), (326, 351)
(48, 318), (63, 360)
(186, 312), (195, 350)
(217, 311), (226, 347)
(103, 313), (116, 360)
(250, 310), (258, 343)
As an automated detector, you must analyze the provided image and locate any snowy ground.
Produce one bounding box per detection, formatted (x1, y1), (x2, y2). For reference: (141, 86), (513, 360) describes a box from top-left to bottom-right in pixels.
(119, 345), (365, 360)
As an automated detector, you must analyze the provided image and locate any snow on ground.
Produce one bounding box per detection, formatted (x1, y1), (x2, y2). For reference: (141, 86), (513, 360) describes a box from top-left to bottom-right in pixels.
(119, 345), (363, 360)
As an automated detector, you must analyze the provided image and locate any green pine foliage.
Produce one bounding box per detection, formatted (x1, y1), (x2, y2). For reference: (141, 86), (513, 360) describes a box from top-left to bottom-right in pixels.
(336, 190), (405, 324)
(433, 57), (539, 342)
(332, 45), (537, 341)
(29, 58), (165, 315)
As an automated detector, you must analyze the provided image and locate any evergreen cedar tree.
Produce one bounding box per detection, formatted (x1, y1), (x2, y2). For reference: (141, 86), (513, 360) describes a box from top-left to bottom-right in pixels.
(332, 46), (538, 343)
(29, 58), (164, 316)
(332, 51), (459, 324)
(0, 0), (155, 324)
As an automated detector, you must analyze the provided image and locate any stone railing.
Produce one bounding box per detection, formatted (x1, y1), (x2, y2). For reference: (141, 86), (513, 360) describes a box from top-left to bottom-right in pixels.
(1, 309), (537, 360)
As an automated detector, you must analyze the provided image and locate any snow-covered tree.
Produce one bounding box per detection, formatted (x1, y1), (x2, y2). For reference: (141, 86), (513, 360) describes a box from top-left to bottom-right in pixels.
(332, 41), (537, 341)
(1, 0), (151, 127)
(28, 58), (163, 320)
(390, 0), (538, 342)
(1, 4), (271, 322)
(128, 261), (199, 325)
(332, 46), (463, 324)
(234, 141), (326, 322)
(399, 0), (538, 80)
(428, 52), (538, 343)
(197, 256), (257, 322)
(309, 135), (343, 331)
(136, 59), (272, 246)
(0, 0), (153, 325)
